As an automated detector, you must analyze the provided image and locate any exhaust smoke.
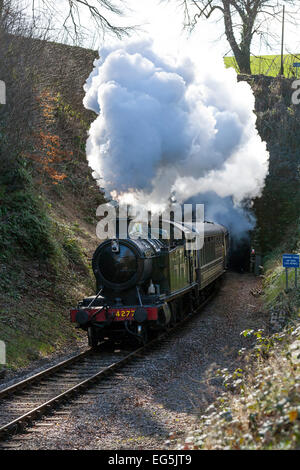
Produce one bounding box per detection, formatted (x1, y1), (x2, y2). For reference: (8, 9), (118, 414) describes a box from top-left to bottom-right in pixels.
(83, 39), (269, 242)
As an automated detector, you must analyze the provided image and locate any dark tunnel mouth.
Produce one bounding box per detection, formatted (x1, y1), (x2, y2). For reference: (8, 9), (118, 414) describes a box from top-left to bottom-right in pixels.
(228, 236), (251, 272)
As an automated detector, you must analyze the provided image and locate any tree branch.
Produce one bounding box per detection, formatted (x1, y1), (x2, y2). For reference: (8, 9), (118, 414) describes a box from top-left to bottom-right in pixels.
(28, 0), (133, 43)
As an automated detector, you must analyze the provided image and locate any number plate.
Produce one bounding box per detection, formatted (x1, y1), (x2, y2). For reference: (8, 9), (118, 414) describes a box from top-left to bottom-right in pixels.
(114, 309), (135, 319)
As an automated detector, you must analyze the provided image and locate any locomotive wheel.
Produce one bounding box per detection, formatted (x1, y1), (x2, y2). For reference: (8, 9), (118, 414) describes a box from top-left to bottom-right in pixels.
(87, 326), (99, 349)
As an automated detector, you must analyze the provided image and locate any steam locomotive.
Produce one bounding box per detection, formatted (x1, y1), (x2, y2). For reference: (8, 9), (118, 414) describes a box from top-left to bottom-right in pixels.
(70, 217), (229, 346)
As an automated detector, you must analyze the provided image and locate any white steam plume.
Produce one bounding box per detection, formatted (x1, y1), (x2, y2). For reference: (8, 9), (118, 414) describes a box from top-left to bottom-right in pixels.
(83, 38), (269, 225)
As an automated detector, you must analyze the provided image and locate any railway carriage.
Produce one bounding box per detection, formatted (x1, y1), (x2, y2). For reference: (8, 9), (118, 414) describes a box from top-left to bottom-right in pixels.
(70, 218), (229, 346)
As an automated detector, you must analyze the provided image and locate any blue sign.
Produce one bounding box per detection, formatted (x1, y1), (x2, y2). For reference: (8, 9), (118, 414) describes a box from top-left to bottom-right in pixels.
(293, 63), (300, 67)
(283, 254), (300, 268)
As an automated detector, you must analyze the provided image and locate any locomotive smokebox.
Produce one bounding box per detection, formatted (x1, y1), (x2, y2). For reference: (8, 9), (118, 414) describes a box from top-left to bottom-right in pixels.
(92, 238), (158, 292)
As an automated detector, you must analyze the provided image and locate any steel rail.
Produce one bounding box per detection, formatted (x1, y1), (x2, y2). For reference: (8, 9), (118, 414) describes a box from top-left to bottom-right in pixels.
(0, 349), (93, 400)
(0, 289), (216, 442)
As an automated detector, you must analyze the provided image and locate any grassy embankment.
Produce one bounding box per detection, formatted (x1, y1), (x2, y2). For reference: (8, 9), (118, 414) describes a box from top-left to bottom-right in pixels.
(0, 163), (97, 368)
(224, 54), (300, 78)
(0, 42), (103, 370)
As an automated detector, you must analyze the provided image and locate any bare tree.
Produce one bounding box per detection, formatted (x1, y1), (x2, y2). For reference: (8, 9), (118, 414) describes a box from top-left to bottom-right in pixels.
(176, 1), (298, 74)
(0, 1), (54, 170)
(25, 0), (133, 44)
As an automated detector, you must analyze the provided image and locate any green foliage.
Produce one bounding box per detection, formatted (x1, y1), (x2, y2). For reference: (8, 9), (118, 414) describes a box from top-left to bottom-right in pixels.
(0, 162), (57, 260)
(56, 221), (87, 268)
(240, 328), (285, 360)
(0, 299), (82, 369)
(0, 157), (92, 275)
(0, 158), (94, 368)
(56, 93), (90, 132)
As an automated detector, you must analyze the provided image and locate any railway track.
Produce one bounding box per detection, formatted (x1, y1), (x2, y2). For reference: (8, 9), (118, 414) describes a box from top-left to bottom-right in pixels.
(0, 289), (216, 446)
(0, 343), (144, 443)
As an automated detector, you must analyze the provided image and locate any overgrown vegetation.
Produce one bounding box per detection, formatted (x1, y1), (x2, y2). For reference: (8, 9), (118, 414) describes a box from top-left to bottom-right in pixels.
(0, 162), (57, 260)
(172, 230), (300, 450)
(174, 323), (300, 449)
(248, 75), (300, 255)
(0, 157), (98, 369)
(0, 2), (103, 369)
(172, 257), (300, 450)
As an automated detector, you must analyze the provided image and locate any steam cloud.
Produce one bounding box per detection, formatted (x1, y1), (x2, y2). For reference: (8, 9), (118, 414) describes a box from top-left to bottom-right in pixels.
(83, 39), (269, 235)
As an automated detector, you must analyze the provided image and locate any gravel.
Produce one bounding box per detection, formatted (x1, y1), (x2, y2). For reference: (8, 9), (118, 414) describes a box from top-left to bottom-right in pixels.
(2, 271), (267, 450)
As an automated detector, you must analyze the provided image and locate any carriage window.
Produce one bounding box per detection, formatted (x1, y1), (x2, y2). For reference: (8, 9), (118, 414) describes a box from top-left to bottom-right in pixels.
(204, 236), (216, 263)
